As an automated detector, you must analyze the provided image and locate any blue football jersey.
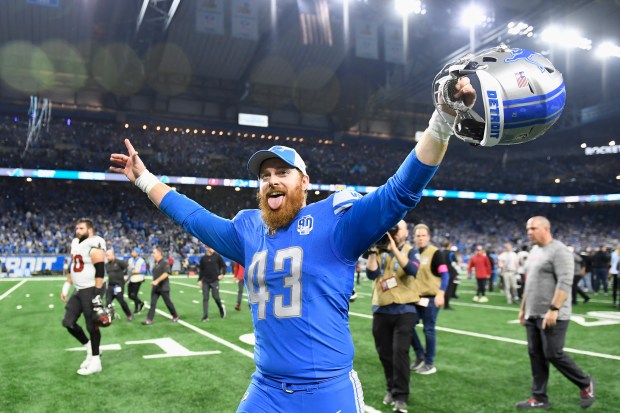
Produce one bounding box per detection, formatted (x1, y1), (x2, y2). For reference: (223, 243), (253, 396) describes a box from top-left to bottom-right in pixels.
(159, 149), (438, 383)
(233, 193), (359, 381)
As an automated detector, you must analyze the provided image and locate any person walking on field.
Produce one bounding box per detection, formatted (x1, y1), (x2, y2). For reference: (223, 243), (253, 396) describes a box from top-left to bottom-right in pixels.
(468, 246), (492, 303)
(516, 216), (595, 410)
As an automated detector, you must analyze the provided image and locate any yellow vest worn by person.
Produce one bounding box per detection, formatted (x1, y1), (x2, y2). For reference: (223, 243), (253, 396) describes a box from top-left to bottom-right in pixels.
(415, 244), (441, 296)
(371, 244), (420, 306)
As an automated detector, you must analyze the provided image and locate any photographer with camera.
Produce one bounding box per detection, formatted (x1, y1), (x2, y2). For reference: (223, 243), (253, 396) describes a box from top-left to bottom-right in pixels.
(410, 223), (450, 376)
(366, 220), (420, 413)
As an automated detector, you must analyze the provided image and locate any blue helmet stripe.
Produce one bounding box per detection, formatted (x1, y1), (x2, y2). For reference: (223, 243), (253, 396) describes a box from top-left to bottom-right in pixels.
(503, 109), (563, 130)
(503, 82), (565, 105)
(503, 90), (566, 124)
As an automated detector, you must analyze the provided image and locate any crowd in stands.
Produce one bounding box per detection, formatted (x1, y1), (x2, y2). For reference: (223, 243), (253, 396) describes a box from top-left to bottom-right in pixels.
(1, 116), (618, 196)
(1, 115), (618, 263)
(1, 178), (617, 262)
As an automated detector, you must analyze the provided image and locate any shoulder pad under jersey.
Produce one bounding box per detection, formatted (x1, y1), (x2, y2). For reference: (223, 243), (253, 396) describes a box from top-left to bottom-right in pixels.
(332, 190), (362, 215)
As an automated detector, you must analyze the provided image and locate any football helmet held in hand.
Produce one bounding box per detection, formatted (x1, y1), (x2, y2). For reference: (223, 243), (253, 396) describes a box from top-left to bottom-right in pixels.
(94, 304), (115, 327)
(433, 44), (565, 147)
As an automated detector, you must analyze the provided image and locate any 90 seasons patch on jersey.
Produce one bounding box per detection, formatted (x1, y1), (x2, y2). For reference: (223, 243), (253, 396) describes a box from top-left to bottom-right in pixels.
(296, 215), (313, 235)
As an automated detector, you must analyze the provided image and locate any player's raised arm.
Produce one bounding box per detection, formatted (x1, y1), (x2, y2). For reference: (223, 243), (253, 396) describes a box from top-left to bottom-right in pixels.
(109, 139), (171, 207)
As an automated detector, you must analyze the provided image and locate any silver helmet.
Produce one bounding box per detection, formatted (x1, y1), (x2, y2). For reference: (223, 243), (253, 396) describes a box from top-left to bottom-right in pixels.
(433, 44), (566, 147)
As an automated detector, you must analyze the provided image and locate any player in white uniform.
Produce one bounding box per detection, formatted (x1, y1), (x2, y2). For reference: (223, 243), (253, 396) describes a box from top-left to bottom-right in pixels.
(60, 218), (107, 375)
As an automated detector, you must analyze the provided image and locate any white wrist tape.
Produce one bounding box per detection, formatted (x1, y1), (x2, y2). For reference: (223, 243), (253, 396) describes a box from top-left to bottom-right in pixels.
(426, 110), (456, 143)
(62, 282), (71, 296)
(134, 170), (160, 194)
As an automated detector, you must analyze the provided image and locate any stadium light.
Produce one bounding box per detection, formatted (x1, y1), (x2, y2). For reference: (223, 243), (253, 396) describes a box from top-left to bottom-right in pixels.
(540, 26), (592, 50)
(460, 4), (488, 28)
(554, 178), (561, 183)
(580, 143), (587, 148)
(596, 42), (620, 58)
(395, 0), (426, 16)
(507, 21), (534, 37)
(610, 140), (616, 146)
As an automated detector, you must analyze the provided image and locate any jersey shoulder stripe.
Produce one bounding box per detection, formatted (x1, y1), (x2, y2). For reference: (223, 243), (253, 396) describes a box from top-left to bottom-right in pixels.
(332, 190), (362, 215)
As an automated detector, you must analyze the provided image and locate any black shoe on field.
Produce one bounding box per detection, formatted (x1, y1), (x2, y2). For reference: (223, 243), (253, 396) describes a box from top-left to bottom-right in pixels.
(579, 377), (595, 409)
(515, 398), (551, 410)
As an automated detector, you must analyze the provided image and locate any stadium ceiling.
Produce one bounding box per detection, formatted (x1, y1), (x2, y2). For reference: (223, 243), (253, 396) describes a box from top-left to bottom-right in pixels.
(0, 0), (619, 139)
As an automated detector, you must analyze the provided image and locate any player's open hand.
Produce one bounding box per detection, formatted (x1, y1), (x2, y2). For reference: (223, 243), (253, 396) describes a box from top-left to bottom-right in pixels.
(109, 139), (147, 183)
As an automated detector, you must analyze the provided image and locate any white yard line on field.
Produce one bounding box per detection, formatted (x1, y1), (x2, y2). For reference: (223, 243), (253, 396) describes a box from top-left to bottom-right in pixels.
(0, 279), (27, 301)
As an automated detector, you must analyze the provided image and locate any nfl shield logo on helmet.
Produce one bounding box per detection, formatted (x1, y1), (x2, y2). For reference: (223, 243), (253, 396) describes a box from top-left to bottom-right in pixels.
(297, 215), (314, 235)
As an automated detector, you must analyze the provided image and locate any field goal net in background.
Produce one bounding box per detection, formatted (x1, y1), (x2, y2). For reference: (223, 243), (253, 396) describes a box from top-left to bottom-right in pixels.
(23, 95), (52, 158)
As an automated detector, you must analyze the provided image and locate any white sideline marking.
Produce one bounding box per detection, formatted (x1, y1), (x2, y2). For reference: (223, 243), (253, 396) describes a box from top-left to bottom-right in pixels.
(0, 279), (27, 301)
(348, 311), (620, 361)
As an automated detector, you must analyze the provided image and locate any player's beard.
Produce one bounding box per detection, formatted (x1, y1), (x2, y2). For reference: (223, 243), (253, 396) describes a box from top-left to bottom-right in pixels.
(77, 233), (88, 242)
(257, 181), (306, 230)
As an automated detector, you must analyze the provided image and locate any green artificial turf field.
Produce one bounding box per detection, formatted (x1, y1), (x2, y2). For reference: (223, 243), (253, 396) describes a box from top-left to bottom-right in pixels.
(1, 276), (618, 413)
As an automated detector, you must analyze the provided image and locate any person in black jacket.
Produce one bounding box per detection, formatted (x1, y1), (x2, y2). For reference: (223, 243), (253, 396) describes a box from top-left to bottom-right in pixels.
(591, 245), (610, 294)
(441, 240), (460, 310)
(198, 246), (227, 321)
(104, 249), (132, 321)
(142, 248), (179, 325)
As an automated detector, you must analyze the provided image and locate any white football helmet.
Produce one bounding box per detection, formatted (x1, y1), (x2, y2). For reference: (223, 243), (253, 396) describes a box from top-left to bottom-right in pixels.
(433, 44), (566, 147)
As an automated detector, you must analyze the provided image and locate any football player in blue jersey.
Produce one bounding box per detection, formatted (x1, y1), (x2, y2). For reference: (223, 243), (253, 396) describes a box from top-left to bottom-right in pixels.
(110, 78), (476, 412)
